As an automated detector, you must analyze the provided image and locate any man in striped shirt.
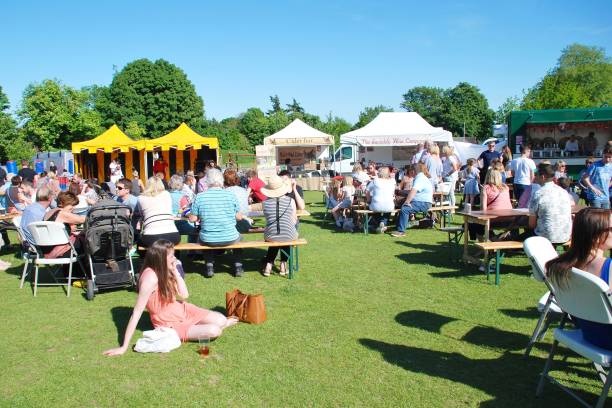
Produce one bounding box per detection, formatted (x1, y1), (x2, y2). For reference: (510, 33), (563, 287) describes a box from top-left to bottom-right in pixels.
(190, 169), (245, 278)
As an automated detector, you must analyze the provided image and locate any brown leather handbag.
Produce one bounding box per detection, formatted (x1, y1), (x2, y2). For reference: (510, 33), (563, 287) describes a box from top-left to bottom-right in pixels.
(225, 289), (266, 324)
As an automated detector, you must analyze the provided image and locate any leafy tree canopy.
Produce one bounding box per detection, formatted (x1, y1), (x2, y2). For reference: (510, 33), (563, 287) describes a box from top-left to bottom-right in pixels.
(401, 82), (494, 140)
(285, 98), (305, 115)
(18, 79), (103, 151)
(0, 86), (9, 112)
(494, 96), (520, 124)
(97, 58), (205, 137)
(267, 95), (283, 115)
(353, 105), (394, 130)
(522, 44), (612, 110)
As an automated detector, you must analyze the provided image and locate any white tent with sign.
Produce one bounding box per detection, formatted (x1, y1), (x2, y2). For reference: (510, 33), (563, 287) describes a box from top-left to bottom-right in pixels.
(340, 112), (453, 146)
(260, 118), (334, 170)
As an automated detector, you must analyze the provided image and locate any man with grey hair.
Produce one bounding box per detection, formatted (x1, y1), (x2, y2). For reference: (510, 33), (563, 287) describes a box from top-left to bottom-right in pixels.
(190, 168), (245, 277)
(20, 186), (53, 245)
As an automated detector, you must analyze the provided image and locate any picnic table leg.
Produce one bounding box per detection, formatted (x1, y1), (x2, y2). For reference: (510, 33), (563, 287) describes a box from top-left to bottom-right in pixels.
(288, 246), (294, 279)
(295, 245), (299, 272)
(462, 217), (469, 261)
(495, 250), (502, 286)
(364, 213), (369, 235)
(483, 219), (490, 267)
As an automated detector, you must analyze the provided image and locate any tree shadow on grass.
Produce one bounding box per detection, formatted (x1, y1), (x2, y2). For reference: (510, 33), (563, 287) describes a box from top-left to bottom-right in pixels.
(499, 307), (540, 319)
(394, 241), (532, 280)
(180, 248), (268, 276)
(359, 338), (596, 407)
(111, 306), (154, 344)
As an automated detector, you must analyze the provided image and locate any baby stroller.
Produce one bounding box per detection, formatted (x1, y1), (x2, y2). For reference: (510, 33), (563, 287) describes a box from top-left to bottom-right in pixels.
(84, 198), (136, 300)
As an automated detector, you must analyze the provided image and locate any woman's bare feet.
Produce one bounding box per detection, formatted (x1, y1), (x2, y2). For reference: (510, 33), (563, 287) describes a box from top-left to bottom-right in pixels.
(279, 262), (287, 277)
(224, 316), (239, 328)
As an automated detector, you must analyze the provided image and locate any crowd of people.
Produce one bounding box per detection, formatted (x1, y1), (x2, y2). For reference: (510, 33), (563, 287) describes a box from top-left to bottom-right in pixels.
(1, 159), (304, 279)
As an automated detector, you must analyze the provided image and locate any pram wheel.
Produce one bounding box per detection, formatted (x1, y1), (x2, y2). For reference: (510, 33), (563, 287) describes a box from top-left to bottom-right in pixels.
(86, 279), (96, 301)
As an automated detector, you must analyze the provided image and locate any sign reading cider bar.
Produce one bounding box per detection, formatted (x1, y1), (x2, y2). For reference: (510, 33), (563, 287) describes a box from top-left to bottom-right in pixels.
(269, 137), (333, 145)
(355, 136), (430, 146)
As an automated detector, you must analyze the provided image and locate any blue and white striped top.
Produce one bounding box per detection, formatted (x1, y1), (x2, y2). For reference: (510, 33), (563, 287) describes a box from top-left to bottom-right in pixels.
(191, 187), (239, 243)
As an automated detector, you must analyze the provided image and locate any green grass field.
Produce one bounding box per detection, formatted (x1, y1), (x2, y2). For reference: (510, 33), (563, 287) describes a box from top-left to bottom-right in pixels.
(0, 192), (603, 407)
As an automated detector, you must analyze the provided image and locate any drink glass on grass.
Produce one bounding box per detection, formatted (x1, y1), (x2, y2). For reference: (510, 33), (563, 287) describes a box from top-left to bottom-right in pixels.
(198, 336), (210, 358)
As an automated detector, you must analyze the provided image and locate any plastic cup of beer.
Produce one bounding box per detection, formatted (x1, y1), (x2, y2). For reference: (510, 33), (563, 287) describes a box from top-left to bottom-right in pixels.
(198, 336), (210, 358)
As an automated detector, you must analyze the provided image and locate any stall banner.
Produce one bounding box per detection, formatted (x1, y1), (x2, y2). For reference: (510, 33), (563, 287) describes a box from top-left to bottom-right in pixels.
(278, 147), (317, 166)
(356, 136), (429, 146)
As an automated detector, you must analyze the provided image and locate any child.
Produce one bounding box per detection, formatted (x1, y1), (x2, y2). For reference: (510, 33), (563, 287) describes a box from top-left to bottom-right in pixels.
(463, 158), (480, 207)
(332, 176), (355, 228)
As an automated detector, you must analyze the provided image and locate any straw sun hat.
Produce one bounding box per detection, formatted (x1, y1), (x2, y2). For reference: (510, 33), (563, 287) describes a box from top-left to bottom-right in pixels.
(261, 175), (291, 198)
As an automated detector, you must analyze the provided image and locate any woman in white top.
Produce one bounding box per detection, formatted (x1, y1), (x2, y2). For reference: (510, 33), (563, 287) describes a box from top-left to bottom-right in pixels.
(138, 176), (180, 247)
(366, 167), (396, 233)
(441, 145), (460, 207)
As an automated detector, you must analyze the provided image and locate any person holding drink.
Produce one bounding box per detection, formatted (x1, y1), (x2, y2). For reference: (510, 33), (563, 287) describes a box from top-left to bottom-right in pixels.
(103, 240), (238, 356)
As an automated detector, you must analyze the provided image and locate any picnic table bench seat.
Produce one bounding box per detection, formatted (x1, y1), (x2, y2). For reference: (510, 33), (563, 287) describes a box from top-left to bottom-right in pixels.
(139, 239), (308, 279)
(475, 241), (524, 285)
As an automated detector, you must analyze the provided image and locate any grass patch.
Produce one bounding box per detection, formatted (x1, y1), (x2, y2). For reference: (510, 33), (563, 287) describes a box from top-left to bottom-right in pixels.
(0, 192), (602, 407)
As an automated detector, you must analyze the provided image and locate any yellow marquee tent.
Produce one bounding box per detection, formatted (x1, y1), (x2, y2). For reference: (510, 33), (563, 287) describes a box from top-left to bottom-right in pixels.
(71, 123), (220, 182)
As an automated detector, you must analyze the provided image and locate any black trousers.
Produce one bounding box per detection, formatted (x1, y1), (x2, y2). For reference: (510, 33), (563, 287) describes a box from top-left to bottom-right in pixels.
(265, 246), (289, 263)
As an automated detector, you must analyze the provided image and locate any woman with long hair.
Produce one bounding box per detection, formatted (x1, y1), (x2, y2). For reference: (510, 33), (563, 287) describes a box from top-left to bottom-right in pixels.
(104, 240), (238, 356)
(546, 208), (612, 349)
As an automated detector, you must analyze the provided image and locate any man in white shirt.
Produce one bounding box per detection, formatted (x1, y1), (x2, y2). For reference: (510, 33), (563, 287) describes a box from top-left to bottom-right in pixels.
(509, 145), (536, 201)
(564, 135), (580, 157)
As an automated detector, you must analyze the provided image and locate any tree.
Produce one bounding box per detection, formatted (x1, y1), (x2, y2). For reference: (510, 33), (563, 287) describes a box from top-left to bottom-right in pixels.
(285, 98), (305, 115)
(353, 105), (394, 129)
(522, 44), (612, 109)
(267, 110), (291, 134)
(401, 87), (447, 127)
(238, 108), (269, 146)
(494, 96), (520, 124)
(444, 82), (494, 140)
(203, 118), (251, 151)
(124, 120), (146, 140)
(18, 79), (103, 151)
(322, 113), (352, 146)
(0, 86), (21, 162)
(97, 59), (205, 137)
(267, 95), (283, 115)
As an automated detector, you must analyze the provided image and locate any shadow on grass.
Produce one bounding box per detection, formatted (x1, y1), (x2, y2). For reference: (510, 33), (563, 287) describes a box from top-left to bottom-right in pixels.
(394, 241), (532, 280)
(111, 306), (154, 344)
(180, 248), (268, 275)
(499, 307), (540, 319)
(359, 338), (596, 407)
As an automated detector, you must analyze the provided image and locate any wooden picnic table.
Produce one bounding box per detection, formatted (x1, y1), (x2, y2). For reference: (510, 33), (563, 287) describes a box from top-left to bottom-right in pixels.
(457, 204), (586, 265)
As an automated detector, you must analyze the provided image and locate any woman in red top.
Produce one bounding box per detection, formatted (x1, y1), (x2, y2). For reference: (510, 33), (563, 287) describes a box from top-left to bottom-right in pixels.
(103, 240), (238, 356)
(480, 169), (512, 211)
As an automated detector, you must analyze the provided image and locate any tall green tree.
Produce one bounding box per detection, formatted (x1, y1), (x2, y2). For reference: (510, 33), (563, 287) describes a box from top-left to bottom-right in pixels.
(203, 118), (251, 151)
(401, 86), (447, 127)
(322, 112), (352, 146)
(494, 96), (520, 124)
(97, 59), (205, 137)
(18, 79), (103, 150)
(238, 108), (269, 146)
(353, 105), (394, 129)
(444, 82), (494, 140)
(267, 95), (283, 115)
(285, 98), (305, 114)
(522, 44), (612, 109)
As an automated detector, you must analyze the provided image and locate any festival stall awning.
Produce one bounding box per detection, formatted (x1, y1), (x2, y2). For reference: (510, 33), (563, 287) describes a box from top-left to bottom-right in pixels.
(144, 123), (219, 151)
(263, 119), (334, 146)
(71, 125), (143, 153)
(340, 112), (453, 146)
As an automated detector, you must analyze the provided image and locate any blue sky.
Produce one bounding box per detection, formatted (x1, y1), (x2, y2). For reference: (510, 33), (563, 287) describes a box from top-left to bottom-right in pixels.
(1, 0), (611, 123)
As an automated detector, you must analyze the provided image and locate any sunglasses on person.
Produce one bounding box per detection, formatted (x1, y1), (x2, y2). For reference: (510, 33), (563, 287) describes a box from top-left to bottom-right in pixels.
(116, 186), (125, 191)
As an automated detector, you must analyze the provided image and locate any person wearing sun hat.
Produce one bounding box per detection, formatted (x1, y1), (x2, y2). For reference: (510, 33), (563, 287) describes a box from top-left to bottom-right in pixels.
(261, 175), (298, 277)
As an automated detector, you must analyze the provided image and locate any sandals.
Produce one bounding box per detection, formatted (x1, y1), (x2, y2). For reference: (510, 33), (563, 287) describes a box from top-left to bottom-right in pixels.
(279, 262), (288, 277)
(262, 263), (272, 277)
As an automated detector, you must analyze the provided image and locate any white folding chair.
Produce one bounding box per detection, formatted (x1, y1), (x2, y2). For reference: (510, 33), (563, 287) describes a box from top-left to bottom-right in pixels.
(523, 236), (564, 356)
(12, 216), (38, 289)
(27, 221), (83, 297)
(536, 267), (612, 407)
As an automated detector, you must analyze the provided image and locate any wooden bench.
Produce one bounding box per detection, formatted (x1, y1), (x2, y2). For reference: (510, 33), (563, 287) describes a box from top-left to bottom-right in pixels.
(475, 241), (524, 286)
(428, 205), (458, 228)
(353, 209), (398, 235)
(140, 239), (308, 279)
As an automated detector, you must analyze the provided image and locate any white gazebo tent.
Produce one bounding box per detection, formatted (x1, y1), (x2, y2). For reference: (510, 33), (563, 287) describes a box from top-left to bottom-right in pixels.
(261, 118), (335, 170)
(340, 112), (453, 146)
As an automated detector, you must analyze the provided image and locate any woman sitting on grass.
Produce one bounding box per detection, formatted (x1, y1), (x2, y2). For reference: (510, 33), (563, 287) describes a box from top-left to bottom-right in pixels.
(546, 208), (612, 350)
(104, 240), (238, 356)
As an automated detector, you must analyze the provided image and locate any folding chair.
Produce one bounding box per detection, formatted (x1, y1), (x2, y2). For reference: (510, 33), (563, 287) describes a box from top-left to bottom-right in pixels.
(12, 216), (38, 289)
(536, 267), (612, 407)
(27, 221), (84, 297)
(523, 236), (564, 356)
